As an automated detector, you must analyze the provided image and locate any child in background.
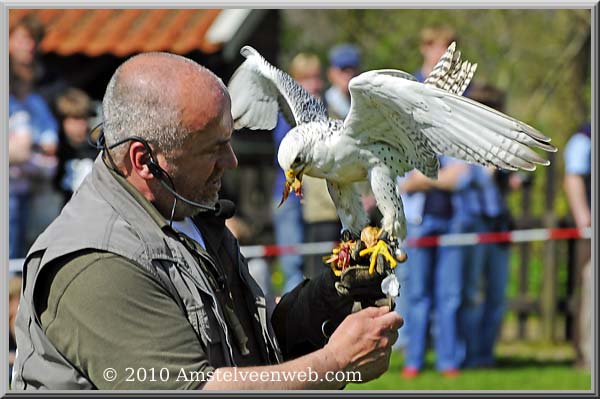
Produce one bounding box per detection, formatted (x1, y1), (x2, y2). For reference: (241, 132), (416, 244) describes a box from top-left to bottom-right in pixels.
(54, 88), (99, 203)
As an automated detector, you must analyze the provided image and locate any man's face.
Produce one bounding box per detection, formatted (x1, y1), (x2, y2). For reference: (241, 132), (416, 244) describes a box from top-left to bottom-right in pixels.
(9, 26), (37, 65)
(63, 116), (89, 146)
(420, 39), (450, 66)
(297, 70), (324, 97)
(161, 95), (238, 219)
(328, 66), (359, 95)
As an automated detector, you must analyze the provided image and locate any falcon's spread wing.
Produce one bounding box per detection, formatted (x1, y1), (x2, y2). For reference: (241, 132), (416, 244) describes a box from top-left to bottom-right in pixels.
(227, 46), (328, 131)
(344, 70), (557, 179)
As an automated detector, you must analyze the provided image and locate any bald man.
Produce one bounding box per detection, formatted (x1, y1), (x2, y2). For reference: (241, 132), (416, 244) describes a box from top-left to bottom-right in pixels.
(12, 52), (402, 390)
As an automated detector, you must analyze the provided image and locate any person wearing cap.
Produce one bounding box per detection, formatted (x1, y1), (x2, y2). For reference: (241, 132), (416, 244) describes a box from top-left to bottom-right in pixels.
(324, 43), (379, 243)
(325, 43), (361, 120)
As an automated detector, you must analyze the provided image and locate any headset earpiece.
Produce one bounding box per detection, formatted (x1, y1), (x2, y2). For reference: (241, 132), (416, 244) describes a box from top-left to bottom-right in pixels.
(146, 159), (163, 179)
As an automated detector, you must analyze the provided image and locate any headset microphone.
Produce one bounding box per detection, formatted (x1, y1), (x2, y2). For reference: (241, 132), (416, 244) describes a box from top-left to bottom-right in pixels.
(154, 175), (236, 219)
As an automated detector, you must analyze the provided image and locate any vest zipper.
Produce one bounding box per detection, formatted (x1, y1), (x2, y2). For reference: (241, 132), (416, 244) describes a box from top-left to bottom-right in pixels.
(234, 240), (283, 364)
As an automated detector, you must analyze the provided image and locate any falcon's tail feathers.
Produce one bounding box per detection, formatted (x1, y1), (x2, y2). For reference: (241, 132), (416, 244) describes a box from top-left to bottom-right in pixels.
(424, 42), (477, 96)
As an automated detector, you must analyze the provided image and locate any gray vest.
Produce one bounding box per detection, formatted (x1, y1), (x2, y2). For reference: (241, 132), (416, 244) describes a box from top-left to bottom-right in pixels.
(12, 156), (281, 390)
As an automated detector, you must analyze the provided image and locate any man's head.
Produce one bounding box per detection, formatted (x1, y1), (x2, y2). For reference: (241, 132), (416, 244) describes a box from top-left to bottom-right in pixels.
(56, 88), (95, 146)
(327, 44), (361, 95)
(289, 53), (324, 97)
(102, 52), (237, 219)
(419, 25), (456, 75)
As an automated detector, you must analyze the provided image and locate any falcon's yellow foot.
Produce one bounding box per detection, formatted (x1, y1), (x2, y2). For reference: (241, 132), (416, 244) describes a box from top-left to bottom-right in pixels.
(359, 239), (398, 275)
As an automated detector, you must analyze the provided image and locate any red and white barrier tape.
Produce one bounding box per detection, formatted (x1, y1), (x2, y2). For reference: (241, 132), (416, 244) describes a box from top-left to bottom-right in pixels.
(8, 227), (592, 272)
(239, 227), (592, 259)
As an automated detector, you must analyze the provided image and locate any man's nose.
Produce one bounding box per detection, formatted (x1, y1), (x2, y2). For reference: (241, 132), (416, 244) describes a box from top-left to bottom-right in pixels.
(220, 144), (238, 169)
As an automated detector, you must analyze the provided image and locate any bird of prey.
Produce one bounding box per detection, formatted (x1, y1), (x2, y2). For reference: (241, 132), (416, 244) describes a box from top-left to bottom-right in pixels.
(228, 43), (556, 276)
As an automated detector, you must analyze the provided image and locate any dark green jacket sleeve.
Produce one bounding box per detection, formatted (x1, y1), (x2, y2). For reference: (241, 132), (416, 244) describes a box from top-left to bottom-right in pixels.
(37, 251), (213, 389)
(271, 270), (353, 360)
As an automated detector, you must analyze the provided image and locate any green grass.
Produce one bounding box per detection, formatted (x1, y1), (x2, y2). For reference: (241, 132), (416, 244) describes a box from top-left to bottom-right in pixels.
(347, 341), (591, 391)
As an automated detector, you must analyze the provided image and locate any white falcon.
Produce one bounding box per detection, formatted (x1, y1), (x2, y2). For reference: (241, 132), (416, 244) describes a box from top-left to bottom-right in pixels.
(228, 43), (556, 274)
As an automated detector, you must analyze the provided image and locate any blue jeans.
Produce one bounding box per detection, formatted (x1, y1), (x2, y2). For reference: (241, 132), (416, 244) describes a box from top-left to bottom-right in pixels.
(394, 229), (414, 351)
(272, 197), (305, 294)
(458, 217), (510, 367)
(404, 216), (464, 371)
(9, 192), (29, 259)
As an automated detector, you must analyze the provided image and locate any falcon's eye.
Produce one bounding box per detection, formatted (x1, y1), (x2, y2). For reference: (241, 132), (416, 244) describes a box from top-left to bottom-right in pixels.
(294, 156), (302, 164)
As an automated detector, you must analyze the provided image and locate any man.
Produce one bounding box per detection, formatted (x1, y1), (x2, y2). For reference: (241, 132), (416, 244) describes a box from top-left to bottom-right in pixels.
(398, 156), (474, 378)
(12, 52), (402, 390)
(397, 24), (468, 378)
(563, 122), (591, 369)
(271, 53), (318, 293)
(276, 52), (341, 281)
(458, 84), (521, 369)
(325, 43), (361, 120)
(414, 24), (457, 82)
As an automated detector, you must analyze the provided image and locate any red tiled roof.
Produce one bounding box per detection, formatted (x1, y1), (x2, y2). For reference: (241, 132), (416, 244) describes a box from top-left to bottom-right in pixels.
(9, 9), (223, 57)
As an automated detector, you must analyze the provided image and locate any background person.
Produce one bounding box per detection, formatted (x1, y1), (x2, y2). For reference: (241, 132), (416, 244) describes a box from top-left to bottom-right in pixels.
(398, 156), (474, 378)
(325, 43), (361, 120)
(396, 25), (456, 364)
(457, 83), (524, 369)
(9, 14), (62, 256)
(563, 121), (591, 370)
(290, 52), (343, 279)
(271, 53), (321, 293)
(8, 109), (34, 259)
(54, 87), (100, 204)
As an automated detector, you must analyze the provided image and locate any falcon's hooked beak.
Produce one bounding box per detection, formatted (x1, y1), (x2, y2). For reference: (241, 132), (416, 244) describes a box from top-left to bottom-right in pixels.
(279, 168), (304, 206)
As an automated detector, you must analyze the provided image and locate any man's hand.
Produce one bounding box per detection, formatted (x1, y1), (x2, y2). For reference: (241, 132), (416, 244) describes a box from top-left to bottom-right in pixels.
(323, 306), (403, 383)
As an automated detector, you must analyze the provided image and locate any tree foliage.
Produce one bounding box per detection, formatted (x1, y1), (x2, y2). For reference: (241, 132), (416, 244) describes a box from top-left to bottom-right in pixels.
(280, 9), (591, 219)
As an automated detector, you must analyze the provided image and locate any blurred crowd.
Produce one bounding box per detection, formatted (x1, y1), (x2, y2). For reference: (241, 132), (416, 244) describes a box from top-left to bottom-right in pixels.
(8, 16), (591, 385)
(8, 16), (101, 384)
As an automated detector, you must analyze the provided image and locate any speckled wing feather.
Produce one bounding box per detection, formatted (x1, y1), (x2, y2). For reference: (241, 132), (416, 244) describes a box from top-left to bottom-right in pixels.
(227, 46), (328, 131)
(344, 69), (557, 176)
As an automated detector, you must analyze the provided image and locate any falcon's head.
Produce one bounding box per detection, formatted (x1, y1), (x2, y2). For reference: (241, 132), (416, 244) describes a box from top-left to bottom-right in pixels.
(277, 131), (309, 206)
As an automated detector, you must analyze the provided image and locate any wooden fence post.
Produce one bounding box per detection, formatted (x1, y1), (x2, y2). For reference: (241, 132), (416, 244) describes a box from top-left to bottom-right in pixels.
(517, 181), (532, 339)
(540, 153), (558, 342)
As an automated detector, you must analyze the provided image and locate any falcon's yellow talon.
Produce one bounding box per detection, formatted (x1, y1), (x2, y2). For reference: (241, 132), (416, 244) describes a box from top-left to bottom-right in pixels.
(369, 255), (377, 275)
(359, 240), (397, 274)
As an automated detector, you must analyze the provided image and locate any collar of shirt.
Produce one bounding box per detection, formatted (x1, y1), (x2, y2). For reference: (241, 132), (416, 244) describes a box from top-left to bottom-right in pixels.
(171, 218), (207, 250)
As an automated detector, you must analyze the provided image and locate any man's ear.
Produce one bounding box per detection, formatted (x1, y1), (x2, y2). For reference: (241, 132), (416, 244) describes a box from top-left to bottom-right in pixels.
(129, 141), (155, 180)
